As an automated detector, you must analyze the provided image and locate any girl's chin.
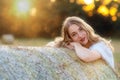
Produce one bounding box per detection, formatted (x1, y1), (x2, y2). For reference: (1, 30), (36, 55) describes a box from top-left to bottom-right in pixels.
(81, 42), (88, 46)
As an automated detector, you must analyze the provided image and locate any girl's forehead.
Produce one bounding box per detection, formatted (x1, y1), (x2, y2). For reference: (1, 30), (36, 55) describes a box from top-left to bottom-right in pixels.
(69, 24), (82, 28)
(68, 24), (79, 32)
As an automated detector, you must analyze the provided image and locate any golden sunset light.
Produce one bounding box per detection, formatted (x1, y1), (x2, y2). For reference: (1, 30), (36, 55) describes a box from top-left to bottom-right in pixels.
(0, 0), (120, 79)
(110, 7), (117, 16)
(30, 8), (37, 17)
(97, 5), (109, 16)
(82, 4), (95, 12)
(84, 0), (94, 5)
(111, 16), (117, 21)
(17, 0), (31, 14)
(102, 0), (112, 5)
(12, 0), (32, 17)
(76, 0), (84, 5)
(51, 0), (56, 3)
(70, 0), (75, 3)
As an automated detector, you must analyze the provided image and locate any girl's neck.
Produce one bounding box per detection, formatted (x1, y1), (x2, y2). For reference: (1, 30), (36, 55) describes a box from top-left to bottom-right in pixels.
(84, 41), (93, 48)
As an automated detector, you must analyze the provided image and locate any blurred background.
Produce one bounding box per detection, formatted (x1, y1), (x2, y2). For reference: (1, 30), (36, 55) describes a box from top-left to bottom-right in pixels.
(0, 0), (120, 38)
(0, 0), (120, 74)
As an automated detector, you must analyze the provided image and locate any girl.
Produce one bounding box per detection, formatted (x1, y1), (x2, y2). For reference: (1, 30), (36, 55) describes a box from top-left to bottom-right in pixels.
(47, 16), (114, 69)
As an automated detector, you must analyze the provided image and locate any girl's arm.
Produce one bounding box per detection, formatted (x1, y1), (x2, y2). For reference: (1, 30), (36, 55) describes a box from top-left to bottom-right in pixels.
(67, 42), (101, 62)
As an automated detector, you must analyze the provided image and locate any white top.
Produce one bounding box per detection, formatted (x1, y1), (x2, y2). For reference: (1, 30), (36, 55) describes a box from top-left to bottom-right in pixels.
(89, 41), (114, 69)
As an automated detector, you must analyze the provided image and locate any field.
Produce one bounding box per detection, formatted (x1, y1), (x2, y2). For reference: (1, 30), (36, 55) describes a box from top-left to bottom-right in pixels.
(111, 39), (120, 75)
(0, 37), (120, 74)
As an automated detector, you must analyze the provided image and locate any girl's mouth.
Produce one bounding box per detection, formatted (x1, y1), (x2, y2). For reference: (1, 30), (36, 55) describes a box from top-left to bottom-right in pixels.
(80, 37), (85, 42)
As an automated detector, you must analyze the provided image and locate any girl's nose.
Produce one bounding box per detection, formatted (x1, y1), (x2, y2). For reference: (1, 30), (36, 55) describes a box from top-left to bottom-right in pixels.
(78, 32), (82, 38)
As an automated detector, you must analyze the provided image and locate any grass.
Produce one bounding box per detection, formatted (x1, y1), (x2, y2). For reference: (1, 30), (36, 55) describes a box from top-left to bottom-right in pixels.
(13, 38), (53, 47)
(111, 39), (120, 75)
(0, 37), (120, 74)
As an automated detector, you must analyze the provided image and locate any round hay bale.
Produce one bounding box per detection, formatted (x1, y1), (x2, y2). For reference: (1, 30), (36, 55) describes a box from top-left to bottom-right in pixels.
(0, 45), (119, 80)
(1, 34), (15, 44)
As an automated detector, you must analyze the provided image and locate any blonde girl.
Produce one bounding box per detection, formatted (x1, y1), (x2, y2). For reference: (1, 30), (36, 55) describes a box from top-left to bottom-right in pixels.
(47, 16), (114, 69)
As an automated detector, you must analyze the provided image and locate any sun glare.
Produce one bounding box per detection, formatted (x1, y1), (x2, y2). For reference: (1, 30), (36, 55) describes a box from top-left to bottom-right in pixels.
(11, 0), (32, 17)
(17, 0), (31, 14)
(84, 0), (94, 5)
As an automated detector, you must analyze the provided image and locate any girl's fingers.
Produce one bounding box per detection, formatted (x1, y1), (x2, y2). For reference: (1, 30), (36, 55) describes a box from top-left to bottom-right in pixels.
(65, 43), (74, 50)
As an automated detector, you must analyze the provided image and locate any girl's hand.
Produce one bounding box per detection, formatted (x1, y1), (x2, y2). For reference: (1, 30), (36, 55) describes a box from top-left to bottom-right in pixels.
(64, 42), (74, 50)
(70, 42), (82, 47)
(64, 42), (82, 50)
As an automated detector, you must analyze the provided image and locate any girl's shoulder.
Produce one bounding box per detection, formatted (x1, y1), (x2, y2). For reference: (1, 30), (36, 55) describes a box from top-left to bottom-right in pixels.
(91, 41), (105, 47)
(89, 41), (109, 50)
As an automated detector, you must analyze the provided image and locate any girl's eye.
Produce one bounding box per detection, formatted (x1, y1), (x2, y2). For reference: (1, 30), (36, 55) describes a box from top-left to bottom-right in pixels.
(71, 33), (76, 37)
(79, 27), (82, 31)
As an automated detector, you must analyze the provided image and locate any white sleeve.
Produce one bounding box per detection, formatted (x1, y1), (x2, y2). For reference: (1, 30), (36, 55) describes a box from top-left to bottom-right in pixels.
(89, 42), (114, 69)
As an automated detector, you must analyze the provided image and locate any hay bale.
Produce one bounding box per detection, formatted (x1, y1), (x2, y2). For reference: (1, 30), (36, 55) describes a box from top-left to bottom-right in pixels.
(1, 34), (15, 44)
(0, 45), (119, 80)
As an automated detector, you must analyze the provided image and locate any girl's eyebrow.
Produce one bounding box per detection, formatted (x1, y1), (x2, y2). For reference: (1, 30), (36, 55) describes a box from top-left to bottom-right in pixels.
(71, 32), (76, 36)
(70, 30), (75, 34)
(79, 27), (82, 29)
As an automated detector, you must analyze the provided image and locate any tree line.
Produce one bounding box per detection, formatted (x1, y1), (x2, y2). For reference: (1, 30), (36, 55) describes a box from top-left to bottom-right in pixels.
(0, 0), (120, 38)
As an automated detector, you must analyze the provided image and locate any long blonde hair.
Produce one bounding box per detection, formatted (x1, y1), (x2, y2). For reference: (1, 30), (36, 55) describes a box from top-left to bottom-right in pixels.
(57, 16), (113, 51)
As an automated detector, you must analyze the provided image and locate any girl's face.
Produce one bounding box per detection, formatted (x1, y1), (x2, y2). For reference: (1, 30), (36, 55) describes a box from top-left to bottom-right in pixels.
(68, 24), (89, 46)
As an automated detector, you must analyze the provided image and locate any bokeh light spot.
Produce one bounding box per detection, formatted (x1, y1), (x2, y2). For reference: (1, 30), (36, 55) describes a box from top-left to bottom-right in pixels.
(17, 0), (31, 14)
(97, 5), (109, 16)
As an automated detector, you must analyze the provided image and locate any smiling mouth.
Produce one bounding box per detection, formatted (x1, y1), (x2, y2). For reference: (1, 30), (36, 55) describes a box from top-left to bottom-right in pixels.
(80, 37), (85, 42)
